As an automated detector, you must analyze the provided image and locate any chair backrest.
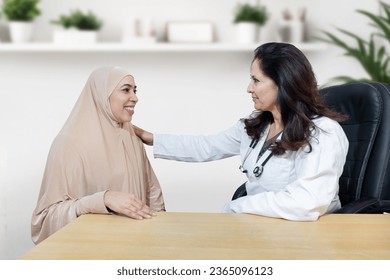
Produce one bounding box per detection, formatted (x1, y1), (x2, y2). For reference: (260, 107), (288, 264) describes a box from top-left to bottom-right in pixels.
(319, 82), (390, 206)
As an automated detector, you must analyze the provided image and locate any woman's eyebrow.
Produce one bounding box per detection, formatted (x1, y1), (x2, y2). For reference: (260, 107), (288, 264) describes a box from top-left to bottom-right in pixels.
(121, 84), (134, 88)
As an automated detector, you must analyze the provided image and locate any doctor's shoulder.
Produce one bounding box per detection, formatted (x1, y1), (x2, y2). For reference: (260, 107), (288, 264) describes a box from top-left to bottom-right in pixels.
(311, 116), (348, 146)
(312, 116), (345, 134)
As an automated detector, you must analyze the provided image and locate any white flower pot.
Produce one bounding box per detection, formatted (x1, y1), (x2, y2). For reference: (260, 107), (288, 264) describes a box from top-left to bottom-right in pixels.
(9, 21), (33, 43)
(235, 22), (258, 44)
(53, 29), (98, 44)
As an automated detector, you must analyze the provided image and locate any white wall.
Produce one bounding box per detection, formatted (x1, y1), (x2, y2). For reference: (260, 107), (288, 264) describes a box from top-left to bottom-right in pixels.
(0, 0), (382, 259)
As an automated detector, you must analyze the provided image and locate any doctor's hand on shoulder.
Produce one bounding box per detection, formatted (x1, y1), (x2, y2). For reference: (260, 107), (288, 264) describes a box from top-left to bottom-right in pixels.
(133, 125), (154, 146)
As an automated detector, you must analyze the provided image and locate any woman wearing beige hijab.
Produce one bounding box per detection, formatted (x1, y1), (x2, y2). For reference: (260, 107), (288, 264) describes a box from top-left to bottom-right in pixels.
(31, 66), (165, 244)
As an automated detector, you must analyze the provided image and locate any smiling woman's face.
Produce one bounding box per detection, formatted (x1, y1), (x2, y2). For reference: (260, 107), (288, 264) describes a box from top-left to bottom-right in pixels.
(109, 75), (138, 124)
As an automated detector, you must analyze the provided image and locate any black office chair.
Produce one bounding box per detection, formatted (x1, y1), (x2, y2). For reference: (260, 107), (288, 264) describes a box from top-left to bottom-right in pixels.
(232, 82), (390, 214)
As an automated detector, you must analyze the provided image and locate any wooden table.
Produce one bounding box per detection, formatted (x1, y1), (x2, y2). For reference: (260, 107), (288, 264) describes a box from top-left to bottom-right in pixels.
(21, 212), (390, 260)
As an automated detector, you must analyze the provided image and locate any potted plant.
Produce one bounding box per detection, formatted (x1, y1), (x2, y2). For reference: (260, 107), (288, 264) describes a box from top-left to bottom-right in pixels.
(320, 2), (390, 84)
(1, 0), (41, 43)
(233, 1), (268, 43)
(51, 9), (103, 44)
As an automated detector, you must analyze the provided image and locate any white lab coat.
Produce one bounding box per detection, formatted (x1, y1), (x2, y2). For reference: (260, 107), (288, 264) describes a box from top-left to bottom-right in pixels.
(154, 116), (349, 221)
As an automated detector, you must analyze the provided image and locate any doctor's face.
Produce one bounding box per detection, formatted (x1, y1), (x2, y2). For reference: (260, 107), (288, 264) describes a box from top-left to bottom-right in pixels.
(109, 75), (138, 124)
(247, 59), (279, 114)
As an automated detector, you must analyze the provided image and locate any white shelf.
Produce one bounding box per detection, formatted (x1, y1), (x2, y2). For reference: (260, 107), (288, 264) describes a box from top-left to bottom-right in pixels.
(0, 42), (327, 53)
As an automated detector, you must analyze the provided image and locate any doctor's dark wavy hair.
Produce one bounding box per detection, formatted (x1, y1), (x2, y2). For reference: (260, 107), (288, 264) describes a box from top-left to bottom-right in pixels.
(244, 42), (347, 155)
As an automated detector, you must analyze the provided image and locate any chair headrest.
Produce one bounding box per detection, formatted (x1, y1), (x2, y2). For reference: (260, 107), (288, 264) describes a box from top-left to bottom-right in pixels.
(320, 82), (383, 125)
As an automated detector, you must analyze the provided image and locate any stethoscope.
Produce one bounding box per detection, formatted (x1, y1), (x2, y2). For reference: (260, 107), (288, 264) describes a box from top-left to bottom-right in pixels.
(239, 138), (273, 178)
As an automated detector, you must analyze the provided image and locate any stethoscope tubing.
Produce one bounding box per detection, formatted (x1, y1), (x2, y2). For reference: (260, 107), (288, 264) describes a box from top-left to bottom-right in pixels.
(239, 138), (273, 177)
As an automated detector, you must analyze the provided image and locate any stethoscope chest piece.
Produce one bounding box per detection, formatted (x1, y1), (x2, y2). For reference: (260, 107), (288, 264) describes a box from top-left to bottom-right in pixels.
(253, 165), (264, 177)
(239, 138), (274, 178)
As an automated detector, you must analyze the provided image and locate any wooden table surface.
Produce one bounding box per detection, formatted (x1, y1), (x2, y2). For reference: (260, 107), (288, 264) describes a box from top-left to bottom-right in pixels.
(21, 212), (390, 260)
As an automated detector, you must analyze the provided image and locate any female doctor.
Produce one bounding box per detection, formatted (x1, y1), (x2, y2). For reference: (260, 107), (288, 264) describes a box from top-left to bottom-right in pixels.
(135, 42), (349, 221)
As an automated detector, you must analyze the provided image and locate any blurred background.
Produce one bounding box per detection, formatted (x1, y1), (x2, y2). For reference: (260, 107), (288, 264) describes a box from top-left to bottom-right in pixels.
(0, 0), (387, 259)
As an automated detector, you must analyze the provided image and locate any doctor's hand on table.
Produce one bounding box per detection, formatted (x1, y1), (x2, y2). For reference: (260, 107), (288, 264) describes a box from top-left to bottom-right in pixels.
(104, 190), (156, 220)
(133, 125), (154, 146)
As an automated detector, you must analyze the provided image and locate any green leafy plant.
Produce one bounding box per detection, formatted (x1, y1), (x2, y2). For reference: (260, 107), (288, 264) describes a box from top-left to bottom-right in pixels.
(233, 2), (268, 26)
(320, 1), (390, 83)
(52, 10), (103, 31)
(1, 0), (40, 21)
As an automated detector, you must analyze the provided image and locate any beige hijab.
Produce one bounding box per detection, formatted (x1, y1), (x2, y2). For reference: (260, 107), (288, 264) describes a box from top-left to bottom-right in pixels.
(32, 67), (165, 244)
